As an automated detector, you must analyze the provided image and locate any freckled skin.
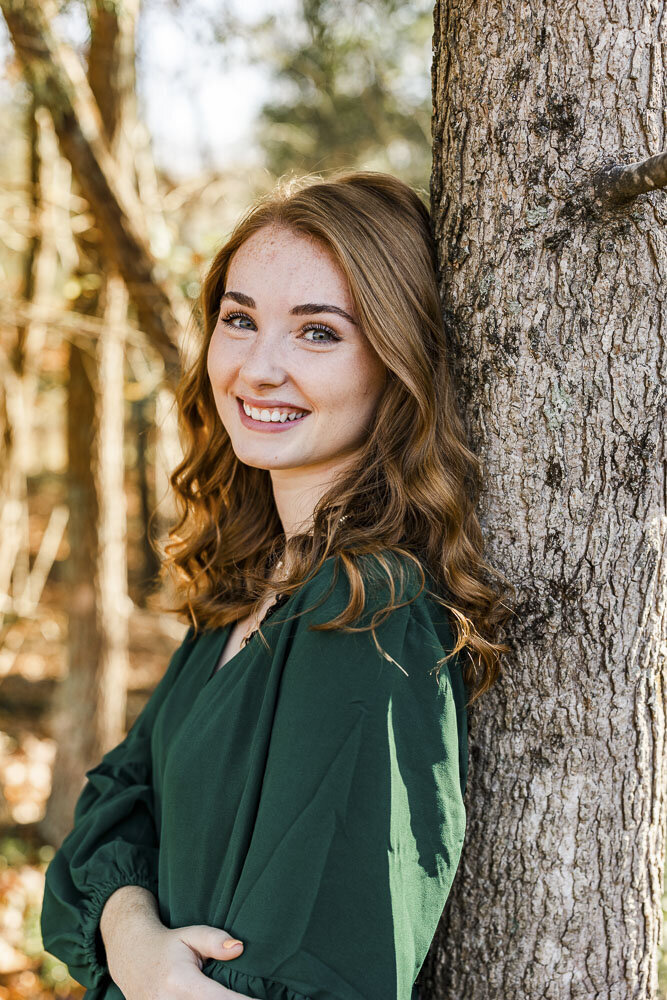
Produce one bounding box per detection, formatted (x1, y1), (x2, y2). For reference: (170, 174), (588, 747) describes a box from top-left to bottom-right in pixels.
(207, 224), (387, 537)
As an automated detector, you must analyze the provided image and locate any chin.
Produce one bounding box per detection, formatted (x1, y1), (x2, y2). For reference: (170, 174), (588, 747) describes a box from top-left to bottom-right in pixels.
(231, 450), (291, 470)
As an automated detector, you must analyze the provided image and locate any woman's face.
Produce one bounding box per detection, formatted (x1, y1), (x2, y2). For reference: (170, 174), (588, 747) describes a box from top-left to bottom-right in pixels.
(207, 224), (387, 481)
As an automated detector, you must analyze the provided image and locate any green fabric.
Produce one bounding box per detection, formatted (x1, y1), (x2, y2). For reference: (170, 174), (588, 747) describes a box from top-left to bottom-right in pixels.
(41, 553), (468, 1000)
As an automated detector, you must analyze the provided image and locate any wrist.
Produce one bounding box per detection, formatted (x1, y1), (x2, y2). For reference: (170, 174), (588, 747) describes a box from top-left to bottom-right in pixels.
(101, 884), (163, 973)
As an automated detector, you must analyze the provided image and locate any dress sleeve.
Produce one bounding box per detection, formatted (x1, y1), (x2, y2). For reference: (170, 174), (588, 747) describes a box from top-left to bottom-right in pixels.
(203, 559), (467, 1000)
(40, 626), (196, 990)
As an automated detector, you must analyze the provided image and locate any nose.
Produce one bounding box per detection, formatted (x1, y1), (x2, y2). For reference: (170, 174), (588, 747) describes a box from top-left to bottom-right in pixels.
(237, 328), (287, 386)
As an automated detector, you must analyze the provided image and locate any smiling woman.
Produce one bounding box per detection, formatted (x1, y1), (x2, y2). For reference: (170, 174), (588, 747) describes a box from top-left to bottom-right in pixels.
(205, 225), (388, 513)
(40, 169), (512, 1000)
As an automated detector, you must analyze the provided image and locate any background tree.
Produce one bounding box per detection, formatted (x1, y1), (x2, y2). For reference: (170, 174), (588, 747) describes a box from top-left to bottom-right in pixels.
(40, 0), (139, 844)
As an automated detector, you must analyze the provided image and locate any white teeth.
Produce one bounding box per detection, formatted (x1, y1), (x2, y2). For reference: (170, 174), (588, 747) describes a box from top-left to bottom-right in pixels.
(242, 400), (308, 423)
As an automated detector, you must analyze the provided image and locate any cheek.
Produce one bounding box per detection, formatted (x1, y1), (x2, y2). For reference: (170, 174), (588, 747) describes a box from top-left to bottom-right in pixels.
(327, 354), (385, 414)
(207, 328), (233, 385)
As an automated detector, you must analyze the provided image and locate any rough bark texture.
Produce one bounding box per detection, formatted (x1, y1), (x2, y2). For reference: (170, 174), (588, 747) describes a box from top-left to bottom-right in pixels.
(424, 3), (667, 999)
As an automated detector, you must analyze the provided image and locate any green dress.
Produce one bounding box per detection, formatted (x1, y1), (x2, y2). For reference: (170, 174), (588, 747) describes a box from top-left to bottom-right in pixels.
(40, 553), (468, 1000)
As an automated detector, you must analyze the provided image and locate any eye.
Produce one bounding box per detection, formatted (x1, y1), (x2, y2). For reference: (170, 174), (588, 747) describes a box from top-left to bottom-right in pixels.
(220, 310), (255, 330)
(219, 311), (341, 345)
(301, 323), (341, 345)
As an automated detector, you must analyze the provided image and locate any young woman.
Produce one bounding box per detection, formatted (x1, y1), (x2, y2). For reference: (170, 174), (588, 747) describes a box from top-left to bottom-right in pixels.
(40, 170), (510, 1000)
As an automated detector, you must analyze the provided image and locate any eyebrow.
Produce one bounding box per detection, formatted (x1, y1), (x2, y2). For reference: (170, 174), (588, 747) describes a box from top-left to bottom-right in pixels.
(220, 290), (357, 326)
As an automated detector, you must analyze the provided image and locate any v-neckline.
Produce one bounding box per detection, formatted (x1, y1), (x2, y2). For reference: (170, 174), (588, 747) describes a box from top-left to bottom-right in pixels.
(202, 590), (293, 689)
(203, 622), (239, 688)
(200, 556), (337, 690)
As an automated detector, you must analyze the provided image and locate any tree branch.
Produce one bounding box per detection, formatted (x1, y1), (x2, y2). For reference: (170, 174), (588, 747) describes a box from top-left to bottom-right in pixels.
(0, 0), (185, 382)
(592, 149), (667, 207)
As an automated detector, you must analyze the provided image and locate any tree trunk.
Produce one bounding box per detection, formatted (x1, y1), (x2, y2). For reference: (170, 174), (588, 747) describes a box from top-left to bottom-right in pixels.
(40, 0), (136, 844)
(42, 341), (103, 842)
(426, 3), (667, 998)
(96, 274), (131, 747)
(89, 0), (134, 761)
(132, 396), (162, 602)
(153, 385), (182, 553)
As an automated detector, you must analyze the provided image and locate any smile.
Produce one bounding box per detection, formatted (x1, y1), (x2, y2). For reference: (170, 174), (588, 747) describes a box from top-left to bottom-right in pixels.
(236, 397), (311, 433)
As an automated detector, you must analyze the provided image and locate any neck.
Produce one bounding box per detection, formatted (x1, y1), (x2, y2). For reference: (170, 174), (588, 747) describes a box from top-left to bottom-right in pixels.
(269, 449), (361, 539)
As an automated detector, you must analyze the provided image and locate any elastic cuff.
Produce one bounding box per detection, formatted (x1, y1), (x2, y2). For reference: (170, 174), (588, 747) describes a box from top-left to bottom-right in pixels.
(80, 868), (160, 985)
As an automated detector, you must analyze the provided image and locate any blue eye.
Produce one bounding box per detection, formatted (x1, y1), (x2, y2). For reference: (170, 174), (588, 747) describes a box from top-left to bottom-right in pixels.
(220, 311), (255, 330)
(302, 324), (341, 344)
(219, 311), (341, 344)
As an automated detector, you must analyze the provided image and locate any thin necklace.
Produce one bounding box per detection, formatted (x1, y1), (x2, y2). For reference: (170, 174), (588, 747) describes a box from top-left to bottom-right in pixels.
(239, 558), (287, 647)
(241, 519), (348, 647)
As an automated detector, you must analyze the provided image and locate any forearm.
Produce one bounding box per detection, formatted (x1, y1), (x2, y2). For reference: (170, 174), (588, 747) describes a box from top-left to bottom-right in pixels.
(100, 884), (163, 973)
(99, 885), (256, 1000)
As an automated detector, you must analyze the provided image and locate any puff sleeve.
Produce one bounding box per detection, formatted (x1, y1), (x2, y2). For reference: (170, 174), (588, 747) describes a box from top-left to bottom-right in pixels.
(202, 563), (468, 1000)
(40, 626), (195, 990)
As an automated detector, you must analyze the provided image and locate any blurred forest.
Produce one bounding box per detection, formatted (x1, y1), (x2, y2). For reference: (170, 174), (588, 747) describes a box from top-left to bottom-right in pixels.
(0, 0), (665, 998)
(0, 0), (434, 995)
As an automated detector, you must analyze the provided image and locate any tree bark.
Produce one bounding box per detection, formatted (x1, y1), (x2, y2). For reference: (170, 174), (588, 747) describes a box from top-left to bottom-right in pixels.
(426, 3), (667, 999)
(0, 0), (184, 381)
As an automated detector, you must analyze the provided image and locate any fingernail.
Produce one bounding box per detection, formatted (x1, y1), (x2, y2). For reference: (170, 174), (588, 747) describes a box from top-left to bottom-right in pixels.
(223, 939), (243, 949)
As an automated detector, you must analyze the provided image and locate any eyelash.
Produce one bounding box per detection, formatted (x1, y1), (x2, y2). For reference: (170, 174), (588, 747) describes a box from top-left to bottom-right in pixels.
(219, 310), (341, 344)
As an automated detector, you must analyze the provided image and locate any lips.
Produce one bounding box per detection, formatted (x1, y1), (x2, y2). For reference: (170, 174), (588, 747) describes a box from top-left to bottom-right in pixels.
(236, 396), (311, 432)
(238, 396), (310, 413)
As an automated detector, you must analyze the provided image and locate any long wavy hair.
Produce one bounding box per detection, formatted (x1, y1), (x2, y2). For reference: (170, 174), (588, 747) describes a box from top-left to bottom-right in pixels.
(162, 168), (513, 706)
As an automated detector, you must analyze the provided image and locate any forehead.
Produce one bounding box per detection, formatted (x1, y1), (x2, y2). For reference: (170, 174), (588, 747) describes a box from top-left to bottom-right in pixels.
(226, 226), (353, 306)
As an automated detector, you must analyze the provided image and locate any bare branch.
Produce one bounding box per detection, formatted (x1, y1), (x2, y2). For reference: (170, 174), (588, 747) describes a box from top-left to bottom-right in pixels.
(592, 149), (667, 207)
(0, 0), (185, 382)
(0, 298), (151, 353)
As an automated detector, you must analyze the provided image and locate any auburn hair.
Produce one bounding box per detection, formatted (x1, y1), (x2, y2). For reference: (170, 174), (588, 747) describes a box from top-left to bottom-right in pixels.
(161, 168), (513, 706)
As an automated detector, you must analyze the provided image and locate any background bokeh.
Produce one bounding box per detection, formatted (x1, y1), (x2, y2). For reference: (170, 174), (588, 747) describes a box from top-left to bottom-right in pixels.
(0, 1), (434, 994)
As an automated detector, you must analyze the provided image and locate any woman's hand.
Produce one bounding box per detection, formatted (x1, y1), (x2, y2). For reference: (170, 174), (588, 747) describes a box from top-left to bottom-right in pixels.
(100, 885), (259, 1000)
(132, 922), (258, 1000)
